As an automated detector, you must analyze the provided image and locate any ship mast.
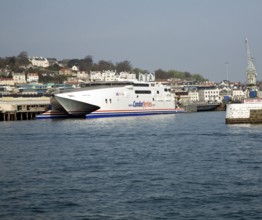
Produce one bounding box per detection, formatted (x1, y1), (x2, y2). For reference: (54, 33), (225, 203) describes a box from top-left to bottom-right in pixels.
(245, 38), (257, 91)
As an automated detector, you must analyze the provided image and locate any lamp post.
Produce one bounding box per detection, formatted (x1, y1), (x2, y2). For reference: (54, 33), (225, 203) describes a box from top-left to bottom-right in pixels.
(225, 62), (229, 82)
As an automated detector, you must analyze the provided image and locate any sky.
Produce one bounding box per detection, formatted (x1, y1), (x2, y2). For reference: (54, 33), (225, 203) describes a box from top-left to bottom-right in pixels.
(1, 0), (262, 82)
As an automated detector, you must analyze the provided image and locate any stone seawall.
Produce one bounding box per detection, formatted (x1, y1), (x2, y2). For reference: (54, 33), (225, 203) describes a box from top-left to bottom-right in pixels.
(225, 102), (262, 124)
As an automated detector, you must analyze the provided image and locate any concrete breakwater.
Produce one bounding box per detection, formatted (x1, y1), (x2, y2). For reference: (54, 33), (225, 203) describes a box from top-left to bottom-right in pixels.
(226, 108), (262, 124)
(225, 101), (262, 124)
(0, 97), (50, 121)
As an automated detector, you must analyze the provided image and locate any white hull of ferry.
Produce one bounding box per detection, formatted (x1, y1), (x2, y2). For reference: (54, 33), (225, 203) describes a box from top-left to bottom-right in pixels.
(52, 82), (185, 118)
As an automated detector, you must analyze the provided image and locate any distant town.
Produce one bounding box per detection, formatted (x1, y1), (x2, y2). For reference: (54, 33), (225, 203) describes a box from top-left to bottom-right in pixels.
(0, 52), (261, 106)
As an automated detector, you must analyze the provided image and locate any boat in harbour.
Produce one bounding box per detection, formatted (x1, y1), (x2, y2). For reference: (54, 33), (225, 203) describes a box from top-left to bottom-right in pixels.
(37, 80), (185, 119)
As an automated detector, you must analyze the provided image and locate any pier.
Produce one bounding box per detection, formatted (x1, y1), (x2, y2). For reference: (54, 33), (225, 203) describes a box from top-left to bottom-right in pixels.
(0, 97), (50, 121)
(184, 103), (225, 112)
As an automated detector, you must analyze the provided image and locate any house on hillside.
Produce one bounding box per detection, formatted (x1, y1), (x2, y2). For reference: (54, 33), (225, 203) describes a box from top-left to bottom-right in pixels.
(27, 73), (39, 83)
(29, 57), (49, 68)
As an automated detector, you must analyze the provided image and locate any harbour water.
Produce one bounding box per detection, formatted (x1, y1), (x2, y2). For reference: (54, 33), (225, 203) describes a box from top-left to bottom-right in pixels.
(1, 112), (262, 219)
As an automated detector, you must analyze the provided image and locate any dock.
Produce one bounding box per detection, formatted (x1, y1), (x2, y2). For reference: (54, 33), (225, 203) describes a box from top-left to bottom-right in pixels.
(0, 97), (50, 121)
(184, 103), (225, 112)
(225, 101), (262, 124)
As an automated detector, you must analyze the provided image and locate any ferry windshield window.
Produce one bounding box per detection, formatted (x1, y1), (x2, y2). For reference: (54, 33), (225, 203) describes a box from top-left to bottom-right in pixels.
(134, 83), (149, 87)
(135, 90), (151, 94)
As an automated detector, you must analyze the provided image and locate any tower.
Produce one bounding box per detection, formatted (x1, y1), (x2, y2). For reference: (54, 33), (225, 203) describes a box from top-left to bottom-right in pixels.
(245, 38), (257, 92)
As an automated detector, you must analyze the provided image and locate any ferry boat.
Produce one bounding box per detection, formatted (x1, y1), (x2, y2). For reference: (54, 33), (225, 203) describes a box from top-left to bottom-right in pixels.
(37, 81), (185, 119)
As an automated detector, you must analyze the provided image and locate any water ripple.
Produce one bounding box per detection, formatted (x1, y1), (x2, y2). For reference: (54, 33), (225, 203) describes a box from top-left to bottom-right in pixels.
(1, 112), (262, 219)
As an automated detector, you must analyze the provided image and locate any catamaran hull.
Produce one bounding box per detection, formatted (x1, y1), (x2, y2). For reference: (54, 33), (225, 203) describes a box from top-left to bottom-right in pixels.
(42, 81), (186, 119)
(53, 95), (100, 116)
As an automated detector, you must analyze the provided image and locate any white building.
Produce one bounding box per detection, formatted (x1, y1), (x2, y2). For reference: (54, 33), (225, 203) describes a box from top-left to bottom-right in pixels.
(188, 91), (199, 102)
(90, 71), (117, 81)
(71, 65), (79, 71)
(76, 71), (89, 81)
(199, 88), (221, 103)
(29, 57), (49, 68)
(232, 89), (245, 102)
(118, 72), (136, 80)
(13, 73), (26, 84)
(102, 70), (117, 81)
(139, 72), (155, 82)
(90, 71), (102, 81)
(27, 73), (39, 83)
(59, 68), (73, 76)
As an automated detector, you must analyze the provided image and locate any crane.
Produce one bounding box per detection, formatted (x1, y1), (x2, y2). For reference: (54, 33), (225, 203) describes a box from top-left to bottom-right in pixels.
(245, 38), (257, 96)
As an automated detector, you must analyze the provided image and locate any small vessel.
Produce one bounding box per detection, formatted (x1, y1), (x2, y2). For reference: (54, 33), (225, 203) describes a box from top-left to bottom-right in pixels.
(38, 80), (185, 119)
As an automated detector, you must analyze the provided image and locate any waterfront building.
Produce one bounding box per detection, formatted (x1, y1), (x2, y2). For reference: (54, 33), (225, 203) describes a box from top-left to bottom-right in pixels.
(0, 78), (15, 86)
(198, 87), (220, 103)
(232, 89), (245, 102)
(90, 71), (102, 81)
(13, 73), (26, 84)
(90, 71), (117, 81)
(138, 72), (155, 82)
(102, 70), (117, 81)
(118, 72), (136, 80)
(175, 91), (191, 105)
(188, 91), (199, 102)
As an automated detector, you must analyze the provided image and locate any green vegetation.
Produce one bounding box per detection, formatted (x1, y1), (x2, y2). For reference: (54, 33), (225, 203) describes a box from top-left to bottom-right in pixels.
(155, 69), (207, 81)
(0, 51), (208, 82)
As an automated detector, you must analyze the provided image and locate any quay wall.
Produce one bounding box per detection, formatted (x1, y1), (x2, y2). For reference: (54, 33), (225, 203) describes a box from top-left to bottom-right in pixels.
(184, 103), (225, 112)
(225, 103), (262, 124)
(0, 97), (50, 121)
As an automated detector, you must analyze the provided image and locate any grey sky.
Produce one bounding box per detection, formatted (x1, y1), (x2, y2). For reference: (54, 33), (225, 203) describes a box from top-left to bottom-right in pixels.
(1, 0), (261, 82)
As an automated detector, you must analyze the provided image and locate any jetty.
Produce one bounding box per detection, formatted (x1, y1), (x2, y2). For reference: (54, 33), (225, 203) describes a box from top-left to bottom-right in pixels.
(0, 97), (50, 121)
(184, 102), (225, 112)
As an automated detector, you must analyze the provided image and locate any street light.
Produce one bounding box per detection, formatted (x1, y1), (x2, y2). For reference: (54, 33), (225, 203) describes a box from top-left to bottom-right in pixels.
(225, 62), (229, 82)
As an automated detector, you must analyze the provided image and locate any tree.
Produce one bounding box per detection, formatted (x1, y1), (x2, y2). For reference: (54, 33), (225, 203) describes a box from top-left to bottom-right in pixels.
(133, 68), (148, 74)
(192, 74), (207, 81)
(115, 60), (132, 73)
(155, 69), (170, 79)
(0, 57), (8, 68)
(96, 60), (115, 71)
(184, 71), (192, 78)
(17, 51), (28, 60)
(16, 51), (30, 66)
(67, 59), (79, 68)
(79, 55), (93, 72)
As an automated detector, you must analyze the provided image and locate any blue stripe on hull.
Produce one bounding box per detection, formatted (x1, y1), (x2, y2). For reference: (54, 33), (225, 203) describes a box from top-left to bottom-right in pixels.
(36, 115), (69, 119)
(86, 110), (179, 119)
